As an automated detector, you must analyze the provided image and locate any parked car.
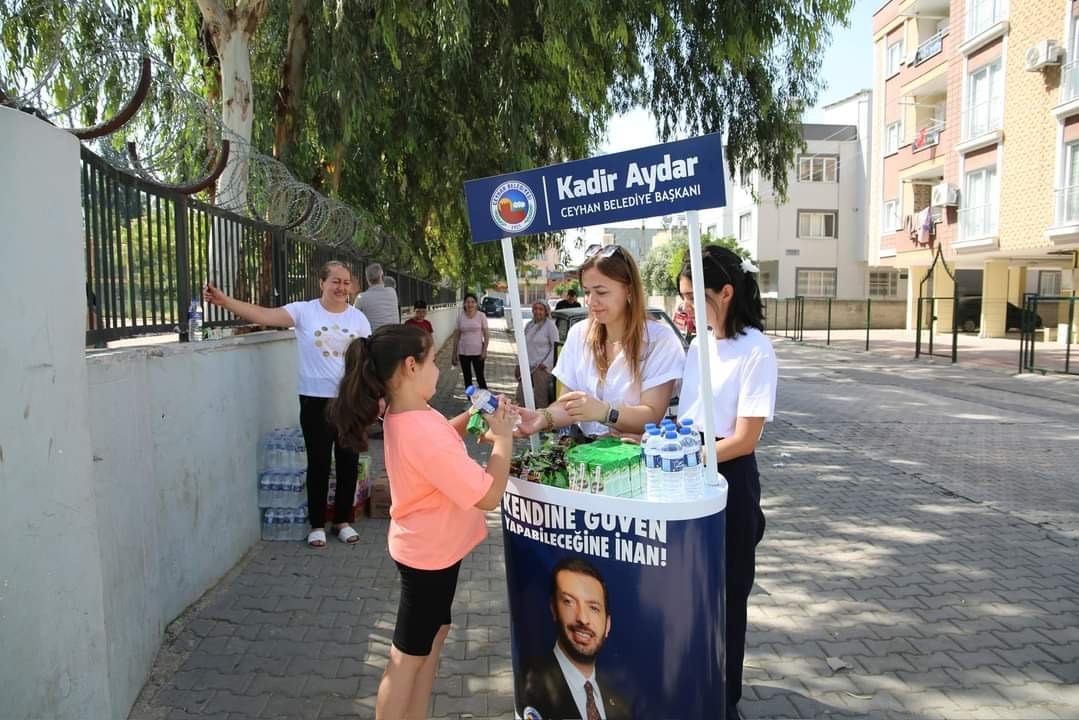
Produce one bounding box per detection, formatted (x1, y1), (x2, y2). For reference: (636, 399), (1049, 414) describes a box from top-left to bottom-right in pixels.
(480, 296), (504, 318)
(505, 303), (534, 332)
(955, 296), (1043, 333)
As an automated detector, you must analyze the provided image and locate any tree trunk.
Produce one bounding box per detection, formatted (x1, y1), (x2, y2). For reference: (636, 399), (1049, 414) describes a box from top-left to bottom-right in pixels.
(273, 0), (310, 163)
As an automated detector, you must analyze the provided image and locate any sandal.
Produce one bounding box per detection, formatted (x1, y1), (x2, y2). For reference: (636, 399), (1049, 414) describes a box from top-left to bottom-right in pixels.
(307, 529), (327, 547)
(335, 525), (360, 544)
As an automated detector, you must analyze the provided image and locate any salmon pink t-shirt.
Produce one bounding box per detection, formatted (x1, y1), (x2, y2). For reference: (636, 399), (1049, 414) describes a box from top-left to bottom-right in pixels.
(383, 408), (492, 570)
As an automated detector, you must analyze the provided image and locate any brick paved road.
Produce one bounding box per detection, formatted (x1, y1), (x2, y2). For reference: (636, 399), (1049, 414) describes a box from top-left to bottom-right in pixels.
(131, 322), (1079, 720)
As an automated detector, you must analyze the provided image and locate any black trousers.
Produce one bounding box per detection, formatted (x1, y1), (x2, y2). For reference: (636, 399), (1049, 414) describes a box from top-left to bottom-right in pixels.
(299, 395), (359, 529)
(458, 354), (487, 389)
(719, 452), (766, 716)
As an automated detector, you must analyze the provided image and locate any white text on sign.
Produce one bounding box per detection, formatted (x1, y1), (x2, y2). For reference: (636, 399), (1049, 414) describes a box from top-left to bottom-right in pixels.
(555, 154), (701, 199)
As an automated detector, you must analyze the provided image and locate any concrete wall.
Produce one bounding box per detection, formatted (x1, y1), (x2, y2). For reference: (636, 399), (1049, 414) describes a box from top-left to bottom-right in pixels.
(0, 108), (114, 719)
(425, 306), (459, 351)
(763, 298), (906, 331)
(86, 333), (299, 715)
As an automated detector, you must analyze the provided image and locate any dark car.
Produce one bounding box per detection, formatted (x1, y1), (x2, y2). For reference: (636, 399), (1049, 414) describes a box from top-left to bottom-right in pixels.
(480, 296), (505, 318)
(955, 296), (1043, 333)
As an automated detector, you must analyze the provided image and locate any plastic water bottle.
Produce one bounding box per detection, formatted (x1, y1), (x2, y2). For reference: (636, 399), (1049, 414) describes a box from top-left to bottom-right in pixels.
(187, 298), (203, 342)
(293, 432), (307, 470)
(465, 385), (499, 414)
(679, 426), (703, 499)
(295, 506), (309, 540)
(642, 428), (663, 501)
(292, 472), (305, 507)
(258, 472), (273, 507)
(659, 431), (685, 501)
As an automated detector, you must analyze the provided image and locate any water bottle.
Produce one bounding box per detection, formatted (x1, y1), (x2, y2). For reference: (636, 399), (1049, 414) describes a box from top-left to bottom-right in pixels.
(295, 506), (309, 540)
(659, 431), (685, 502)
(292, 472), (305, 507)
(266, 508), (279, 540)
(642, 427), (663, 501)
(262, 508), (273, 540)
(187, 298), (203, 342)
(465, 385), (499, 414)
(258, 472), (273, 507)
(293, 432), (307, 471)
(679, 426), (703, 499)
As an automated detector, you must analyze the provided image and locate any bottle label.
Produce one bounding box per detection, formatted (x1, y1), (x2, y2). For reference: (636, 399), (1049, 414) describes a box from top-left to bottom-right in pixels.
(661, 457), (684, 472)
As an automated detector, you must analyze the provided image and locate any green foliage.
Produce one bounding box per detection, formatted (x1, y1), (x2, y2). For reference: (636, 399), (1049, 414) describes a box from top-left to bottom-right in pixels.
(553, 279), (581, 296)
(642, 233), (751, 296)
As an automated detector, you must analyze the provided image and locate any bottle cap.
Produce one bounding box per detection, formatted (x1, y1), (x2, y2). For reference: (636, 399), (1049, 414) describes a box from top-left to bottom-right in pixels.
(679, 426), (692, 434)
(465, 385), (476, 396)
(665, 431), (678, 439)
(681, 418), (694, 426)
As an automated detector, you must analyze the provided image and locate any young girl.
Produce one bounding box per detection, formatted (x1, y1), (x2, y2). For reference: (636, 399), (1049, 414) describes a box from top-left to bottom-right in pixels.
(331, 324), (515, 720)
(674, 245), (777, 720)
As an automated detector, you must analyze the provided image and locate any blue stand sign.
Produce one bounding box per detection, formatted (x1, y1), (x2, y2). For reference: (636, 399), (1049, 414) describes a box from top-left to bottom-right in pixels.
(464, 134), (725, 243)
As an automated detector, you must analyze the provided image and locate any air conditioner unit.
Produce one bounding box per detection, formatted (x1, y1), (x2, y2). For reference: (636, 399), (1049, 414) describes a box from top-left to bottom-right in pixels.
(931, 182), (959, 207)
(1025, 40), (1063, 72)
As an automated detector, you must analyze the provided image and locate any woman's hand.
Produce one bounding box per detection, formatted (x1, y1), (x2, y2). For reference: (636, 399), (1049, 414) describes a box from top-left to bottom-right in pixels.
(484, 397), (515, 438)
(451, 355), (458, 366)
(203, 282), (230, 307)
(560, 391), (608, 423)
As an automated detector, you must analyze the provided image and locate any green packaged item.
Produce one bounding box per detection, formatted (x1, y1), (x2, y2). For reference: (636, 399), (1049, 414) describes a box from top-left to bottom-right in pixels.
(565, 437), (645, 498)
(466, 410), (488, 436)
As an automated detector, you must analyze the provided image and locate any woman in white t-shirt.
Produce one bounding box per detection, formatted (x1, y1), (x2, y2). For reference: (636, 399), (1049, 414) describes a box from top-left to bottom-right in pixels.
(674, 245), (777, 720)
(518, 244), (684, 438)
(204, 261), (372, 548)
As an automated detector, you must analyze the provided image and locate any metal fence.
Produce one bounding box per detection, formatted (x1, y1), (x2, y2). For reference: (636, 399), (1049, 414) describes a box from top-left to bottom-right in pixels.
(914, 296), (959, 363)
(1019, 294), (1078, 375)
(82, 147), (454, 346)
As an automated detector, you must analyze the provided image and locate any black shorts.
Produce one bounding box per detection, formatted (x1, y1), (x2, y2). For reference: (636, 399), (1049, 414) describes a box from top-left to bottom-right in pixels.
(393, 560), (462, 656)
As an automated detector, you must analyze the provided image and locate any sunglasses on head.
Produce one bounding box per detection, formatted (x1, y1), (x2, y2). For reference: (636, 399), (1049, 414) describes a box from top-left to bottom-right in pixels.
(583, 243), (626, 260)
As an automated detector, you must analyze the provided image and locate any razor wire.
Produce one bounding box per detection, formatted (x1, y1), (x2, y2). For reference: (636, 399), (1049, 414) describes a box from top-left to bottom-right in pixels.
(0, 0), (437, 275)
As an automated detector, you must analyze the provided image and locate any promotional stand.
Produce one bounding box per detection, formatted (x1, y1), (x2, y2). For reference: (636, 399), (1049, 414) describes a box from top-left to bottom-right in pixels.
(464, 134), (729, 719)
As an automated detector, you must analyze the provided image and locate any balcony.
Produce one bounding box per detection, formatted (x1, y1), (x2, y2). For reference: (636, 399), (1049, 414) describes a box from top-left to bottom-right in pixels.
(1056, 61), (1079, 116)
(911, 122), (944, 153)
(914, 29), (947, 66)
(958, 203), (999, 247)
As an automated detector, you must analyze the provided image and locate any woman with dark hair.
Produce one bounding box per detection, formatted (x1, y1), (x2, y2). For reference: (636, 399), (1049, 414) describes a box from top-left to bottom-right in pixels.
(675, 245), (777, 720)
(451, 293), (489, 389)
(517, 244), (684, 438)
(330, 324), (515, 720)
(203, 261), (371, 547)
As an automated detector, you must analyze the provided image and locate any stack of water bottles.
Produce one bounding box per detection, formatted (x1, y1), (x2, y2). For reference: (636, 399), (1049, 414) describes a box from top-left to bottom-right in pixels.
(640, 418), (704, 502)
(258, 427), (309, 541)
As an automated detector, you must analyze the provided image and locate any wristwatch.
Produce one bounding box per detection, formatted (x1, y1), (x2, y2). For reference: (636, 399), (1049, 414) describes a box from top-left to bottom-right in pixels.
(603, 404), (620, 427)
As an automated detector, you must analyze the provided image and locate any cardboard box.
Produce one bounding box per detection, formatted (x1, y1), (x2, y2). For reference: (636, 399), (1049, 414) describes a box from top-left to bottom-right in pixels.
(368, 479), (391, 519)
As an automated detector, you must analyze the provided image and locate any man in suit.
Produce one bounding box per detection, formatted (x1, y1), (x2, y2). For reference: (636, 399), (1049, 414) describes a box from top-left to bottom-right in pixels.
(517, 557), (632, 720)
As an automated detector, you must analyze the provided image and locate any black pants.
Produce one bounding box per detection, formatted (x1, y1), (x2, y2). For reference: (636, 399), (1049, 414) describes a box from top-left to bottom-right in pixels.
(299, 395), (359, 529)
(719, 452), (766, 717)
(458, 354), (487, 389)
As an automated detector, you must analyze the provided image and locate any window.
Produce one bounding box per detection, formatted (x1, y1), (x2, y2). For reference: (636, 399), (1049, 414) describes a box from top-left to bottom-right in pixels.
(798, 211), (838, 238)
(738, 213), (752, 243)
(961, 166), (999, 239)
(796, 268), (837, 297)
(882, 200), (900, 232)
(886, 39), (905, 76)
(869, 270), (899, 297)
(965, 59), (1003, 138)
(885, 121), (903, 154)
(1038, 270), (1062, 296)
(967, 0), (1004, 39)
(797, 155), (838, 183)
(1060, 142), (1079, 224)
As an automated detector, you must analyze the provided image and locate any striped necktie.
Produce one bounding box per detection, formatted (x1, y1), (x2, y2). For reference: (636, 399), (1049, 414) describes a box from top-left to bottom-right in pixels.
(584, 680), (601, 720)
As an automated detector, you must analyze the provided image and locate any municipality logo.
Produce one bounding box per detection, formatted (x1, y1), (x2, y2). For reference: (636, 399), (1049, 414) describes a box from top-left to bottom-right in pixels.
(490, 180), (537, 233)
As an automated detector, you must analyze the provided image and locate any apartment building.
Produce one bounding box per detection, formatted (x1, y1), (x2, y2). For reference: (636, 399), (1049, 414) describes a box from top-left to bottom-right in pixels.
(726, 92), (892, 299)
(870, 0), (1079, 336)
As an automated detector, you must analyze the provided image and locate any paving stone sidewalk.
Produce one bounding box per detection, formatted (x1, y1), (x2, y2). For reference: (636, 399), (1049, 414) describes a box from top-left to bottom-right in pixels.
(131, 322), (1079, 720)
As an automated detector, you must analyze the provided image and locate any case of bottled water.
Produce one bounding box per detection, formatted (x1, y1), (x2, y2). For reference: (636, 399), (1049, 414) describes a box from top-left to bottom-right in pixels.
(259, 428), (311, 541)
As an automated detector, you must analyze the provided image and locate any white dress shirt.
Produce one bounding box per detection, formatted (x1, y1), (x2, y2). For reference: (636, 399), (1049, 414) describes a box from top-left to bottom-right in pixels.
(553, 642), (607, 720)
(553, 318), (685, 437)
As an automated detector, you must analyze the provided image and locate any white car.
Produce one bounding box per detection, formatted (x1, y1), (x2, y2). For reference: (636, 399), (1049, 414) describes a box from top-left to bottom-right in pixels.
(504, 304), (534, 333)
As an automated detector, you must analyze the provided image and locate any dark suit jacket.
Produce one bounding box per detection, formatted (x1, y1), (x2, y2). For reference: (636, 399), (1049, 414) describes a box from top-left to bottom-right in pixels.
(517, 649), (632, 720)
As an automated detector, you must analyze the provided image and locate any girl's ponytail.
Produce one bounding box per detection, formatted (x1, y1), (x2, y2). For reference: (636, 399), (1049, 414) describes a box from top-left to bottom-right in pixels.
(331, 325), (432, 451)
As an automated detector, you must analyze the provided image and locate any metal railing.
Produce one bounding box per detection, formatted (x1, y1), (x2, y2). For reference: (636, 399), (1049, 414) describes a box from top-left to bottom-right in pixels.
(964, 98), (1002, 139)
(83, 147), (454, 346)
(1020, 294), (1078, 375)
(763, 297), (805, 341)
(1054, 185), (1079, 226)
(959, 203), (999, 241)
(763, 297), (893, 353)
(966, 0), (1003, 39)
(915, 29), (947, 65)
(914, 296), (959, 363)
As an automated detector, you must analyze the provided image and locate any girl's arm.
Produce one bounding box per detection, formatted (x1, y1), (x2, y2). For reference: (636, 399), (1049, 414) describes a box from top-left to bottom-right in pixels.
(715, 417), (766, 462)
(203, 283), (293, 327)
(448, 409), (472, 438)
(474, 402), (514, 510)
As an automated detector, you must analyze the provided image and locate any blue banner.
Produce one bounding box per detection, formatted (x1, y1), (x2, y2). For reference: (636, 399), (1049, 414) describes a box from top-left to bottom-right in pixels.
(464, 134), (726, 243)
(501, 479), (727, 720)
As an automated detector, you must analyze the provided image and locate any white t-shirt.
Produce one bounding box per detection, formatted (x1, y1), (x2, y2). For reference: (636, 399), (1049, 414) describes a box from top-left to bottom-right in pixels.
(553, 318), (685, 437)
(677, 327), (777, 439)
(284, 300), (372, 398)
